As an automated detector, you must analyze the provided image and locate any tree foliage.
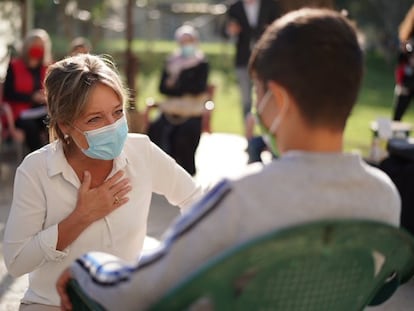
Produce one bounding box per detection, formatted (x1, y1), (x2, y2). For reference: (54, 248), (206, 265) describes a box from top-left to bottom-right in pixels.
(278, 0), (334, 13)
(26, 0), (414, 60)
(335, 0), (413, 57)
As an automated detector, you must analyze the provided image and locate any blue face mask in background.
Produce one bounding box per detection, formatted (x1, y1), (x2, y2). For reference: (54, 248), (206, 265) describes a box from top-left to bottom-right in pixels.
(181, 44), (196, 58)
(78, 116), (128, 160)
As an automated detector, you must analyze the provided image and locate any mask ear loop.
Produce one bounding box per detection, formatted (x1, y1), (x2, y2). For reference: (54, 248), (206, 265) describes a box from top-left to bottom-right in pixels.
(268, 90), (289, 134)
(257, 91), (273, 114)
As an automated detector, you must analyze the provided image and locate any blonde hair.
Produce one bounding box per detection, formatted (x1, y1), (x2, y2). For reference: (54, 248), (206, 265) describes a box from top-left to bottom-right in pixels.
(21, 28), (53, 65)
(399, 5), (414, 42)
(45, 54), (128, 142)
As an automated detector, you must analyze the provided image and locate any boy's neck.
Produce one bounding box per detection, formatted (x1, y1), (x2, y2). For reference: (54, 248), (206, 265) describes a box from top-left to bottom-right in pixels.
(279, 124), (344, 154)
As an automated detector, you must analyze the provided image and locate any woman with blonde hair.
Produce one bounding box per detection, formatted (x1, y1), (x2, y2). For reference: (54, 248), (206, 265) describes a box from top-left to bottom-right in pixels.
(4, 53), (203, 310)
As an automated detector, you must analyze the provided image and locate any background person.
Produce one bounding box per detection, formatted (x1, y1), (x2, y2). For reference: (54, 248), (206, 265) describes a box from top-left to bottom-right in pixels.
(3, 28), (52, 152)
(1, 76), (24, 143)
(392, 3), (414, 121)
(225, 0), (281, 123)
(56, 9), (400, 311)
(0, 101), (25, 144)
(245, 110), (277, 163)
(147, 24), (209, 176)
(68, 37), (92, 56)
(392, 40), (414, 121)
(3, 53), (203, 310)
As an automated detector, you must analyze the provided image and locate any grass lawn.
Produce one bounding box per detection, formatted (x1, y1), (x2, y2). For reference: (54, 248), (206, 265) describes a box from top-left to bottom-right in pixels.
(345, 53), (414, 156)
(113, 40), (414, 158)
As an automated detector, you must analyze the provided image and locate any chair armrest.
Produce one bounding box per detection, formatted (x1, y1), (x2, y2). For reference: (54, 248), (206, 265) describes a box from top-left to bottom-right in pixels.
(67, 279), (106, 311)
(368, 272), (400, 306)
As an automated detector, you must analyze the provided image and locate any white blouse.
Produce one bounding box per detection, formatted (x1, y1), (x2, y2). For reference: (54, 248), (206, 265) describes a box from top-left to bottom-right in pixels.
(3, 133), (203, 306)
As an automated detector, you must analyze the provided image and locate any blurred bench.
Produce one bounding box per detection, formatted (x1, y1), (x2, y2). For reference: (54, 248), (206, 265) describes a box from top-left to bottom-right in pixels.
(142, 84), (216, 134)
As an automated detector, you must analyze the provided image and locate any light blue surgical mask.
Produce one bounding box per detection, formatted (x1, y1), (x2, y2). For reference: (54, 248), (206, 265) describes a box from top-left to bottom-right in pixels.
(254, 90), (288, 156)
(76, 116), (128, 160)
(181, 44), (196, 58)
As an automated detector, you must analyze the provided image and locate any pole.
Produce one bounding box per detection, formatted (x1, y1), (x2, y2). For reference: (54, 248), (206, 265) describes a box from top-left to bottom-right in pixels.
(126, 0), (137, 108)
(125, 0), (144, 132)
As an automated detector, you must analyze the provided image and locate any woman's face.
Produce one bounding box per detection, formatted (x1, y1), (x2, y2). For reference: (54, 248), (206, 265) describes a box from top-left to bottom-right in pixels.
(70, 45), (90, 56)
(63, 83), (124, 150)
(178, 34), (196, 46)
(179, 34), (197, 57)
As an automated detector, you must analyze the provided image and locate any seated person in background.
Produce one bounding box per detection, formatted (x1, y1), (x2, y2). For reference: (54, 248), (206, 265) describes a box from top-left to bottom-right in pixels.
(68, 37), (92, 56)
(0, 101), (25, 144)
(147, 24), (209, 176)
(3, 28), (52, 152)
(1, 80), (24, 143)
(56, 9), (401, 311)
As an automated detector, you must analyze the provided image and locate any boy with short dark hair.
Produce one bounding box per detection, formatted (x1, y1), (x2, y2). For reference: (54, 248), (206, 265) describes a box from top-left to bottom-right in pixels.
(56, 8), (400, 311)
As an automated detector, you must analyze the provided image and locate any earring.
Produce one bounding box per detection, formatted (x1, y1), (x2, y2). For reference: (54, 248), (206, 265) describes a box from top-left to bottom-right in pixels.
(63, 134), (70, 144)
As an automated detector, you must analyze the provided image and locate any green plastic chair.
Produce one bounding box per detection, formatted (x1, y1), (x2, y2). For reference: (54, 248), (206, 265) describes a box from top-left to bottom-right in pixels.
(67, 220), (414, 311)
(67, 279), (106, 311)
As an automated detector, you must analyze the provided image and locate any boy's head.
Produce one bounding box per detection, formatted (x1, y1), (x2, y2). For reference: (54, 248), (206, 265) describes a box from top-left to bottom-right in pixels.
(249, 8), (363, 131)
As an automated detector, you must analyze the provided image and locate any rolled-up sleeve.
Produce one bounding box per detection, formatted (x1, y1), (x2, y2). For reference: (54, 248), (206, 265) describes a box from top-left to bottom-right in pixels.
(70, 180), (234, 311)
(149, 140), (204, 211)
(3, 167), (68, 277)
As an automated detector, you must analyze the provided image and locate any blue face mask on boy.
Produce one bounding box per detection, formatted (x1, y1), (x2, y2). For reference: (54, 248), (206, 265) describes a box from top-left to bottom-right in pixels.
(76, 116), (128, 160)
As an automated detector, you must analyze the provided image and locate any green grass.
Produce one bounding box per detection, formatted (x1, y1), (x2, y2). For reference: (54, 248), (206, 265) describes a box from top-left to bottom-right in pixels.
(344, 53), (414, 156)
(136, 69), (244, 134)
(84, 39), (414, 157)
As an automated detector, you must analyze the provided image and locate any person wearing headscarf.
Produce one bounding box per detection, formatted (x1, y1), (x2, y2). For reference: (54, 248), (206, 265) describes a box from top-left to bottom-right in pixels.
(147, 24), (210, 176)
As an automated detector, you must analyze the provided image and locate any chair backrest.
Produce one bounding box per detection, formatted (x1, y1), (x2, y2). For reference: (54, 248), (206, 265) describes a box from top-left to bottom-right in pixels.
(67, 220), (414, 311)
(148, 220), (414, 311)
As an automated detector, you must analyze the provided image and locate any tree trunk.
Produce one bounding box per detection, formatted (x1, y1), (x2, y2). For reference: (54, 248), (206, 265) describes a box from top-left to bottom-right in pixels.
(125, 0), (136, 107)
(19, 0), (27, 37)
(125, 0), (144, 133)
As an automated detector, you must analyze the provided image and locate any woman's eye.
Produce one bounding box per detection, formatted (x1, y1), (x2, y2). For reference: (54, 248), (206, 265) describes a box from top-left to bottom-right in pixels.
(87, 116), (100, 124)
(115, 109), (124, 116)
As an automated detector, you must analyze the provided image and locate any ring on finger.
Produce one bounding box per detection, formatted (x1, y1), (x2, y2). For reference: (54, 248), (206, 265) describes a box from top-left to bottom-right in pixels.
(114, 196), (120, 205)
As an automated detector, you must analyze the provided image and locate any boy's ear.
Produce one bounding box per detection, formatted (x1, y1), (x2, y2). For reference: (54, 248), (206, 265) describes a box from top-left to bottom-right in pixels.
(267, 81), (288, 111)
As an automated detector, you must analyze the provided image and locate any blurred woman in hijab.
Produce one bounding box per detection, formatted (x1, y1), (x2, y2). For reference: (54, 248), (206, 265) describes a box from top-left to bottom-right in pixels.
(147, 24), (210, 176)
